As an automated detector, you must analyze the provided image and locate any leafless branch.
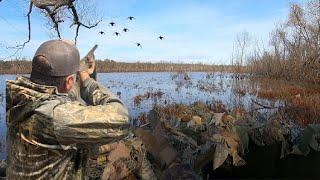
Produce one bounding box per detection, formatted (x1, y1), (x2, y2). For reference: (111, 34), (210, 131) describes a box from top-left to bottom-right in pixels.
(68, 3), (101, 44)
(43, 6), (61, 38)
(2, 2), (33, 60)
(3, 0), (101, 59)
(33, 0), (101, 44)
(8, 2), (33, 50)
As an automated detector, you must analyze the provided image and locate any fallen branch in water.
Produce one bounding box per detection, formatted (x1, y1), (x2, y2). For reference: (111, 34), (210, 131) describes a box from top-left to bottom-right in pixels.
(251, 99), (282, 110)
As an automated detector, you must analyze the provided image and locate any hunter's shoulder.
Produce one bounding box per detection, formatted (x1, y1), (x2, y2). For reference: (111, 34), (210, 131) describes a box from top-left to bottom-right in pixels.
(6, 75), (58, 94)
(6, 75), (64, 110)
(34, 95), (74, 118)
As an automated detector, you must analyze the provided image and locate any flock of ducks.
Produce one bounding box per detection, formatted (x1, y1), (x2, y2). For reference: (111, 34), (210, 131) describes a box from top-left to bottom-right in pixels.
(99, 16), (165, 48)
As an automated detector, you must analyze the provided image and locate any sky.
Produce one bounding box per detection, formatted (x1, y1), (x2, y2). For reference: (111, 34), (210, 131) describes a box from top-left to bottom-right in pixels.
(0, 0), (305, 64)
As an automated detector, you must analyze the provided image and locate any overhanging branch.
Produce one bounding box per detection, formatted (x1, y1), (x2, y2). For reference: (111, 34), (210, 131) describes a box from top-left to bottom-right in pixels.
(3, 0), (101, 59)
(68, 3), (101, 44)
(3, 2), (33, 60)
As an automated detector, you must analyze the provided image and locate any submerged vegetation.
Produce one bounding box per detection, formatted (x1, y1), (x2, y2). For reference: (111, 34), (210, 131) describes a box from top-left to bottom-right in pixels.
(133, 90), (165, 106)
(249, 77), (320, 126)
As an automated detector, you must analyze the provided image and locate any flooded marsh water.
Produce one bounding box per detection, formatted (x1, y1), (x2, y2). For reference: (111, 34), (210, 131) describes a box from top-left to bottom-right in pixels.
(0, 72), (318, 160)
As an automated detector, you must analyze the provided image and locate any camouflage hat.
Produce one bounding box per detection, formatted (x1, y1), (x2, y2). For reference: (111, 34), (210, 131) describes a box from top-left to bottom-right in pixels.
(31, 39), (80, 77)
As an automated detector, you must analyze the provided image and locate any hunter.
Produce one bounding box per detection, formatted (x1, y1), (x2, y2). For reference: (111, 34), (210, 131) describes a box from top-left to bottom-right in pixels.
(6, 39), (131, 179)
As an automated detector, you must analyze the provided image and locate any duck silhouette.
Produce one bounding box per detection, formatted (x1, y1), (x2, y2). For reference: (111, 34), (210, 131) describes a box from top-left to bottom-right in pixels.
(127, 16), (135, 20)
(136, 42), (142, 48)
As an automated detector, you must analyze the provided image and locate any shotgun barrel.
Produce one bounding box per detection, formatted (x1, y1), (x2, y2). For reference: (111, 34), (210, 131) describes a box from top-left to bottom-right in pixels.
(81, 44), (98, 62)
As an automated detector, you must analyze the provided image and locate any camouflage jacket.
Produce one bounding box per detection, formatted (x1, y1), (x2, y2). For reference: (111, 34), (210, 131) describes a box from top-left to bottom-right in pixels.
(6, 75), (129, 180)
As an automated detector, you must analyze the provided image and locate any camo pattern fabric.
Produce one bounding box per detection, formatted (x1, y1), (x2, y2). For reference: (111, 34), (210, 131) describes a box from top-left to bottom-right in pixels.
(6, 75), (129, 180)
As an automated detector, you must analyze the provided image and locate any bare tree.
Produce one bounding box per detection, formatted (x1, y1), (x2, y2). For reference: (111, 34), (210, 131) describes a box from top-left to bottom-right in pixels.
(236, 30), (250, 67)
(5, 0), (102, 59)
(232, 30), (251, 79)
(248, 0), (320, 84)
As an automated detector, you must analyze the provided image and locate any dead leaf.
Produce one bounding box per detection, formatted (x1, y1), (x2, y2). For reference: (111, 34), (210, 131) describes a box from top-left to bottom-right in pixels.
(192, 116), (202, 125)
(181, 114), (192, 122)
(107, 143), (130, 163)
(212, 142), (229, 170)
(209, 113), (225, 126)
(102, 161), (131, 180)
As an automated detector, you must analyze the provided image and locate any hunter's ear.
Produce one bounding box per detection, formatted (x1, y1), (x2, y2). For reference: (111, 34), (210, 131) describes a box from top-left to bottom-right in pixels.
(64, 75), (75, 91)
(66, 75), (74, 85)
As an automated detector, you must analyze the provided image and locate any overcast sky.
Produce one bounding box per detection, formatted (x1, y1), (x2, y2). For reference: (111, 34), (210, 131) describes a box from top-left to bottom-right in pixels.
(0, 0), (304, 64)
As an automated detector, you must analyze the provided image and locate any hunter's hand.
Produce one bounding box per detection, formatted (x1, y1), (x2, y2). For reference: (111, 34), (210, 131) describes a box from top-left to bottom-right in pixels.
(78, 70), (90, 83)
(86, 55), (95, 75)
(78, 55), (95, 83)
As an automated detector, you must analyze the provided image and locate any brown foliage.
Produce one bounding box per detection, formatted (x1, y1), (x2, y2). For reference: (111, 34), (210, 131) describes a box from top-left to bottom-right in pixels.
(285, 94), (320, 126)
(0, 59), (233, 74)
(96, 60), (231, 73)
(248, 0), (320, 85)
(0, 60), (31, 74)
(252, 78), (320, 126)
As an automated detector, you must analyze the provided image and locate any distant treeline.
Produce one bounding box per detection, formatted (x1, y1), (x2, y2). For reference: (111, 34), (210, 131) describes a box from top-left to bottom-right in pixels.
(0, 59), (233, 74)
